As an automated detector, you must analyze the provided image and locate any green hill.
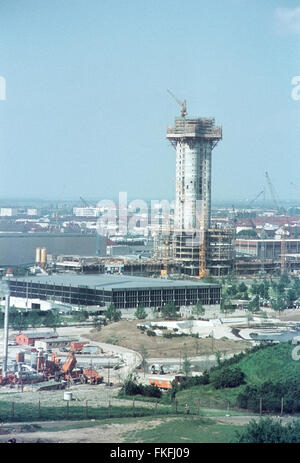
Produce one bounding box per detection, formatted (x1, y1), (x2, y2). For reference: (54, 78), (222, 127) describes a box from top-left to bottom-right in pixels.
(175, 343), (300, 410)
(237, 343), (300, 385)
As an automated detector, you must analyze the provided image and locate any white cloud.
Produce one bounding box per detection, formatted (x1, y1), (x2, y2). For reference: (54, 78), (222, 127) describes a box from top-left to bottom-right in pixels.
(275, 6), (300, 34)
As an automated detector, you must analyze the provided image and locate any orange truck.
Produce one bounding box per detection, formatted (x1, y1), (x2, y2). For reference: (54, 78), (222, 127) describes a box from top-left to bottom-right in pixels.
(148, 375), (184, 390)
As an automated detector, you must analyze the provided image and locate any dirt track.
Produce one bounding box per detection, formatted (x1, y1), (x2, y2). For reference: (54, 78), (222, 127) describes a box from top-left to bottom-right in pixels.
(0, 417), (176, 443)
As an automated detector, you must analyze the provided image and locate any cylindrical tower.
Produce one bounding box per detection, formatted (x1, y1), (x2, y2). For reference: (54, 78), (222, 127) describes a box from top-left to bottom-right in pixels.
(40, 247), (47, 265)
(167, 117), (222, 231)
(35, 247), (41, 265)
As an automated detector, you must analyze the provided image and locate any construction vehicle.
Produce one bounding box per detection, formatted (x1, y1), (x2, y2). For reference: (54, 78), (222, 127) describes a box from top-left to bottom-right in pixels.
(70, 341), (89, 353)
(83, 367), (103, 385)
(148, 374), (185, 390)
(54, 350), (103, 385)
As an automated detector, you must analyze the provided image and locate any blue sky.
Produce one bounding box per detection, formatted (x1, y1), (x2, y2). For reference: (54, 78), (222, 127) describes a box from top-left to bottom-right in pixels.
(0, 0), (299, 203)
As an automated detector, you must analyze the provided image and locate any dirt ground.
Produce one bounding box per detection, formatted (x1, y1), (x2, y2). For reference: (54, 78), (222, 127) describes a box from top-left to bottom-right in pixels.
(0, 417), (177, 443)
(276, 311), (300, 322)
(85, 320), (249, 358)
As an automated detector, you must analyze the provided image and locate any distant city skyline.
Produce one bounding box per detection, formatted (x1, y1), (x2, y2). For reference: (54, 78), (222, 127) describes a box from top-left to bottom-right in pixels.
(0, 0), (299, 202)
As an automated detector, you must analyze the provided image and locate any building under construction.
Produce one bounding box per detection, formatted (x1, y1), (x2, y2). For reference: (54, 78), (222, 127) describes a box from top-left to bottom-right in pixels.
(234, 238), (300, 275)
(154, 95), (234, 277)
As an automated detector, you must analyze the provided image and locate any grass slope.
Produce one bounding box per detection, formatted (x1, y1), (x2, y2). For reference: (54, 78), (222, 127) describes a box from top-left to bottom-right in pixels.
(124, 416), (243, 443)
(176, 343), (300, 408)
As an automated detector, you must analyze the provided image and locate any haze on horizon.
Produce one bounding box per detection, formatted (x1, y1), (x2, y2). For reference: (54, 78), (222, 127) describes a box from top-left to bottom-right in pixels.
(0, 0), (299, 203)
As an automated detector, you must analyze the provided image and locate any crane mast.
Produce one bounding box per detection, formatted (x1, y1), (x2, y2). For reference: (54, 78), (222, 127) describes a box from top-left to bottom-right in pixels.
(167, 89), (187, 118)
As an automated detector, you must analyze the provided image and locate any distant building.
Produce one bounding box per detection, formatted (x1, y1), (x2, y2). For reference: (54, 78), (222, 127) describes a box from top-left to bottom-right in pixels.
(0, 233), (107, 266)
(73, 207), (101, 217)
(234, 238), (300, 259)
(0, 208), (18, 217)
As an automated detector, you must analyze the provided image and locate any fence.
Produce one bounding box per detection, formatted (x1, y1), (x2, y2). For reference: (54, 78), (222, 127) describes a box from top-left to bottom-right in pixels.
(0, 397), (200, 423)
(0, 394), (292, 423)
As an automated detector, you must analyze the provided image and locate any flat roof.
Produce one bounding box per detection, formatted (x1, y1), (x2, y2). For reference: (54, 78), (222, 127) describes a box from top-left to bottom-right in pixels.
(17, 332), (57, 339)
(35, 336), (78, 343)
(8, 274), (220, 291)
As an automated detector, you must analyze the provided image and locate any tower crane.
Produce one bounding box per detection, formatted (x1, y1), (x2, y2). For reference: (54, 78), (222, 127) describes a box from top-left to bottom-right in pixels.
(167, 89), (187, 118)
(80, 196), (97, 208)
(265, 172), (281, 214)
(195, 206), (209, 279)
(264, 172), (287, 273)
(247, 188), (265, 208)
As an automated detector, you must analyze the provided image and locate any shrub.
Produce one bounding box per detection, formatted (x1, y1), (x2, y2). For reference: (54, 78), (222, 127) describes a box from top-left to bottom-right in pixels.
(235, 418), (300, 443)
(210, 366), (245, 389)
(146, 329), (156, 337)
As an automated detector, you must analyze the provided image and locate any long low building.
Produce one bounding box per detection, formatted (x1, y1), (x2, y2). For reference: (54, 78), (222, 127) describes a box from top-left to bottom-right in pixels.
(6, 274), (221, 310)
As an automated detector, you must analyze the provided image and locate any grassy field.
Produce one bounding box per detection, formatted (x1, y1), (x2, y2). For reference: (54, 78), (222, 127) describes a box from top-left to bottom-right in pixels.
(0, 398), (177, 423)
(86, 320), (249, 358)
(124, 416), (243, 443)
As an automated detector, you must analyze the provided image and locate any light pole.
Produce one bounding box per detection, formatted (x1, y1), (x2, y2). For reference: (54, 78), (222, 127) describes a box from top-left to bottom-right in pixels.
(1, 281), (11, 378)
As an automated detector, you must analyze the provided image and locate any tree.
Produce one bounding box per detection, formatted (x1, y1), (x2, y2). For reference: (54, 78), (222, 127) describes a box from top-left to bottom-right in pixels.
(135, 304), (147, 320)
(161, 301), (177, 320)
(92, 316), (102, 331)
(221, 297), (234, 314)
(27, 310), (43, 328)
(182, 352), (192, 377)
(11, 312), (28, 331)
(248, 295), (260, 313)
(139, 344), (148, 373)
(236, 229), (258, 239)
(43, 310), (61, 327)
(73, 309), (89, 322)
(271, 296), (286, 312)
(215, 351), (223, 367)
(192, 301), (205, 319)
(238, 282), (248, 294)
(105, 304), (122, 322)
(210, 366), (245, 389)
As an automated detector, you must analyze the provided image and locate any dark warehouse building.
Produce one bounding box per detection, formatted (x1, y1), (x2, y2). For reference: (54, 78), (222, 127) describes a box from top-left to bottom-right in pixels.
(7, 274), (221, 309)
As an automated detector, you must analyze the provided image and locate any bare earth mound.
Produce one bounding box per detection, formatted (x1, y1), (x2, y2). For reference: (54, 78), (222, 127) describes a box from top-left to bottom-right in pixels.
(86, 320), (249, 358)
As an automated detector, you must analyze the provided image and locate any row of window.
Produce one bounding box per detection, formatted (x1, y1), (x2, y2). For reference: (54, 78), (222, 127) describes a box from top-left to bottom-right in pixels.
(9, 281), (221, 309)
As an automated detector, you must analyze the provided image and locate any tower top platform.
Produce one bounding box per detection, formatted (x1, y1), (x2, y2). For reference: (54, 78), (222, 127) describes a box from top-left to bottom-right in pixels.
(167, 117), (222, 141)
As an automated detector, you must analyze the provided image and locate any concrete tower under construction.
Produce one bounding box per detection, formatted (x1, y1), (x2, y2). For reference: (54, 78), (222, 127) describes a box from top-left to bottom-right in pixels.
(154, 94), (234, 277)
(167, 117), (222, 230)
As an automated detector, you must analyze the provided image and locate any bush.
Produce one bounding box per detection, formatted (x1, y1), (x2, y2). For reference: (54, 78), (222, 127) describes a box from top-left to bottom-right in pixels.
(135, 305), (147, 320)
(121, 379), (142, 396)
(176, 372), (210, 392)
(237, 379), (300, 413)
(235, 418), (300, 443)
(142, 384), (162, 398)
(146, 330), (156, 337)
(120, 379), (161, 398)
(210, 366), (245, 389)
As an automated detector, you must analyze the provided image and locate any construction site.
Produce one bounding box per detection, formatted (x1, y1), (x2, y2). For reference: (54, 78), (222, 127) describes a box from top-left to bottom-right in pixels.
(14, 93), (300, 282)
(1, 93), (300, 407)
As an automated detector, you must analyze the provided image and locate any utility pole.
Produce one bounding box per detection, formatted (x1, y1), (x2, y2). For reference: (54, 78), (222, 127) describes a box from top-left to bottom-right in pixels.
(1, 283), (10, 378)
